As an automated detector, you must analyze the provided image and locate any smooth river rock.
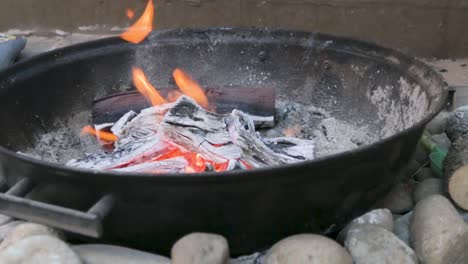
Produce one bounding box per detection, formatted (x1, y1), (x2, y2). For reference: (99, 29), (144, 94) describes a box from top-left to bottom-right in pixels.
(345, 224), (417, 264)
(414, 168), (435, 182)
(446, 106), (468, 141)
(411, 195), (468, 263)
(172, 233), (229, 264)
(0, 235), (82, 264)
(264, 234), (352, 264)
(229, 252), (264, 264)
(0, 214), (12, 226)
(73, 244), (170, 264)
(412, 143), (429, 165)
(394, 211), (413, 246)
(426, 111), (449, 135)
(0, 221), (24, 242)
(406, 160), (422, 178)
(413, 178), (443, 203)
(0, 222), (61, 250)
(378, 182), (414, 214)
(337, 208), (393, 243)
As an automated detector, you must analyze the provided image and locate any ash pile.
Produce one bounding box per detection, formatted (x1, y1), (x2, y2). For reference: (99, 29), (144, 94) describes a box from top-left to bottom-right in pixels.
(67, 95), (314, 173)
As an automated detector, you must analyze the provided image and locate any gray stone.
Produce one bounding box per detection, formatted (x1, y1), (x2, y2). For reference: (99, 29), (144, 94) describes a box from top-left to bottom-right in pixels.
(411, 195), (468, 264)
(337, 208), (393, 243)
(394, 211), (413, 246)
(406, 160), (422, 178)
(0, 221), (24, 242)
(446, 106), (468, 141)
(414, 168), (435, 182)
(73, 244), (170, 264)
(413, 178), (443, 203)
(0, 36), (26, 70)
(264, 234), (352, 264)
(392, 214), (403, 220)
(459, 209), (468, 225)
(378, 182), (414, 214)
(431, 133), (452, 150)
(0, 214), (13, 226)
(345, 224), (417, 264)
(442, 232), (468, 264)
(229, 253), (264, 264)
(0, 235), (82, 264)
(172, 233), (229, 264)
(412, 143), (429, 165)
(0, 222), (62, 250)
(426, 111), (449, 135)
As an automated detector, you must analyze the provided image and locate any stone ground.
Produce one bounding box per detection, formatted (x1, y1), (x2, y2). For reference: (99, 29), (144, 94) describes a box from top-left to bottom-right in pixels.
(425, 58), (468, 109)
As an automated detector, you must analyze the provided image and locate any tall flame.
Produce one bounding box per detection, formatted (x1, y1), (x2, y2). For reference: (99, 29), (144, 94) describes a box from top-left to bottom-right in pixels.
(132, 67), (167, 106)
(120, 0), (154, 44)
(81, 125), (118, 142)
(173, 68), (209, 109)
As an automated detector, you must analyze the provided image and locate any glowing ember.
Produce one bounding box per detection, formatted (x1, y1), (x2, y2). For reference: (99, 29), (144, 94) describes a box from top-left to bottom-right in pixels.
(240, 160), (253, 170)
(284, 125), (301, 137)
(120, 0), (154, 44)
(153, 147), (215, 173)
(173, 68), (209, 109)
(132, 67), (167, 106)
(213, 161), (230, 172)
(81, 125), (118, 142)
(126, 8), (135, 19)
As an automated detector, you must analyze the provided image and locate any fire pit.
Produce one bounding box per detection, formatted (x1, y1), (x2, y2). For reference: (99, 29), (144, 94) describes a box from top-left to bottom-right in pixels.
(0, 27), (447, 254)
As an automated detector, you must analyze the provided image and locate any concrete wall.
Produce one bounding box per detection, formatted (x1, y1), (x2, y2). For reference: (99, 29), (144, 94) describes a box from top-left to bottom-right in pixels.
(1, 0), (468, 58)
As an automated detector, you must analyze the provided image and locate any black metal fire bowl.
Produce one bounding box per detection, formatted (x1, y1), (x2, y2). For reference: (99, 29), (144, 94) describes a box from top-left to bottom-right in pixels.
(0, 28), (447, 255)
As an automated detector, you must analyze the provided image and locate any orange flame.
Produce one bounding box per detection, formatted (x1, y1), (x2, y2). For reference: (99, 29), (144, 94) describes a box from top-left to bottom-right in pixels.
(173, 68), (209, 109)
(81, 125), (118, 142)
(126, 8), (135, 19)
(132, 67), (167, 106)
(120, 0), (154, 44)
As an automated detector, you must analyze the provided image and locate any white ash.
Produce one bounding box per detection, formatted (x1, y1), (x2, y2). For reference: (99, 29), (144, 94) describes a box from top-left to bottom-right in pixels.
(313, 118), (374, 158)
(23, 97), (377, 165)
(262, 100), (375, 159)
(20, 111), (101, 164)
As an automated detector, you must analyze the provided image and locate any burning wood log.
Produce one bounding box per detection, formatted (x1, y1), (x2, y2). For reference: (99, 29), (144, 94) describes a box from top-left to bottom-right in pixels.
(68, 96), (314, 173)
(263, 137), (315, 161)
(114, 157), (188, 174)
(92, 87), (276, 128)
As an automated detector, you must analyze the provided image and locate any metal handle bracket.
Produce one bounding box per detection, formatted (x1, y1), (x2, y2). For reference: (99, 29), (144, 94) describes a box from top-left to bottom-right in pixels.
(0, 178), (115, 238)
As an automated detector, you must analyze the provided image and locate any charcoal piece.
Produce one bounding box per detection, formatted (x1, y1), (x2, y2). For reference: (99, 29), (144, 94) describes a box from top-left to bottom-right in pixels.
(114, 157), (188, 174)
(69, 96), (314, 173)
(262, 137), (315, 160)
(160, 97), (300, 167)
(111, 111), (137, 137)
(116, 104), (172, 148)
(66, 137), (175, 170)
